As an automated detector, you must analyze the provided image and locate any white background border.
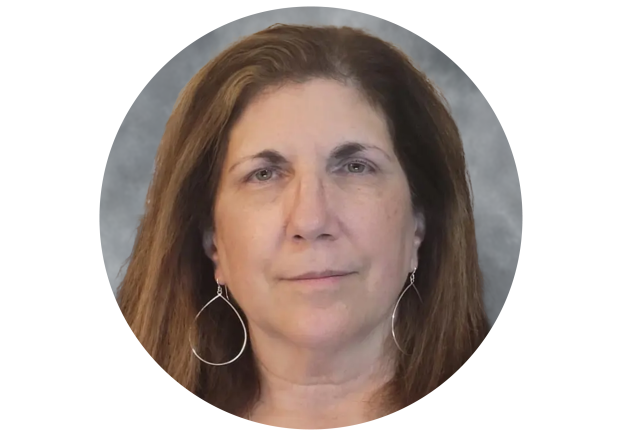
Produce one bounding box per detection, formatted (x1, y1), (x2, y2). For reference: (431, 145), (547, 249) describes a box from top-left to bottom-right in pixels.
(1, 1), (620, 434)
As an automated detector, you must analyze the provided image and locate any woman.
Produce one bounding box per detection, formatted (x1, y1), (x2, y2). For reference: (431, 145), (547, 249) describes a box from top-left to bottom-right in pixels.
(118, 24), (489, 429)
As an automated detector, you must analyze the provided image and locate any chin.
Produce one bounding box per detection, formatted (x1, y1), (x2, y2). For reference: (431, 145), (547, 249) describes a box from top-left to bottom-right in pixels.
(279, 308), (358, 348)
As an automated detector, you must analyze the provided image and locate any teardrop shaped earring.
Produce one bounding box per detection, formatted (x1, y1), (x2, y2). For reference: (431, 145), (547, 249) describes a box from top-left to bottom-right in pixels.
(391, 268), (423, 355)
(189, 279), (248, 366)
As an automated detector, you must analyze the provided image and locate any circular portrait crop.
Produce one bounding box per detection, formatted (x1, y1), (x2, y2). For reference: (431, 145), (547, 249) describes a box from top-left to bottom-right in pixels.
(100, 7), (521, 429)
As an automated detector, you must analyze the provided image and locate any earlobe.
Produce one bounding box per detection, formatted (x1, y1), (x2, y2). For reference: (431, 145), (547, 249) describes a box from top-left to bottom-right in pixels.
(202, 229), (218, 262)
(414, 211), (426, 240)
(409, 239), (419, 272)
(203, 229), (224, 282)
(410, 243), (421, 271)
(411, 213), (426, 271)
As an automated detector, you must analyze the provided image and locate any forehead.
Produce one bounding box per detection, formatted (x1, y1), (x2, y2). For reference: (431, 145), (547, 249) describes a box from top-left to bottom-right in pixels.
(226, 79), (393, 157)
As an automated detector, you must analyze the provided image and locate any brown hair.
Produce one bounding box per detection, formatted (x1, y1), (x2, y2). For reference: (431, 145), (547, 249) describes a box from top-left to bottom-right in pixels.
(118, 24), (489, 418)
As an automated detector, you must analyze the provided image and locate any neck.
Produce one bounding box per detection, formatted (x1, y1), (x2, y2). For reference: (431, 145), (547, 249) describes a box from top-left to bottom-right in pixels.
(247, 320), (397, 428)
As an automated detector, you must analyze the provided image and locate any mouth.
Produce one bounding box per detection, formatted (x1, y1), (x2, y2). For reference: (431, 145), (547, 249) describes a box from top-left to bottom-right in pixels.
(284, 270), (355, 281)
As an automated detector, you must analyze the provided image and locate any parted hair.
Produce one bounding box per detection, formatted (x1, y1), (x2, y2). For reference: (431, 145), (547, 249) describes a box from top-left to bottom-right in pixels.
(118, 24), (489, 417)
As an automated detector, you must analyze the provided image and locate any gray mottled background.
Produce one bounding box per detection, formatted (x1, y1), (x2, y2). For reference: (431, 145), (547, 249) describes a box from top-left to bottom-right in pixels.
(100, 7), (521, 325)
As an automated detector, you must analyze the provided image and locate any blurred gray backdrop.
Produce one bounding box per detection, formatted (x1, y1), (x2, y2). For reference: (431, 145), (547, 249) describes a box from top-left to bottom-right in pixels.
(100, 7), (521, 325)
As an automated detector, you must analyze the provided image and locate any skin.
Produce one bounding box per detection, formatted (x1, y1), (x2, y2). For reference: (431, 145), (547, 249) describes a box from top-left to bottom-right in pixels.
(205, 78), (425, 428)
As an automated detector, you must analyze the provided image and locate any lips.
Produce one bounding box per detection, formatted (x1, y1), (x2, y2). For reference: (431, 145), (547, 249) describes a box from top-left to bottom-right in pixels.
(285, 270), (353, 280)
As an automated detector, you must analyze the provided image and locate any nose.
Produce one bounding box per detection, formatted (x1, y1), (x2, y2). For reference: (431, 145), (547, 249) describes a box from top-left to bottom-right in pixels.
(285, 172), (337, 243)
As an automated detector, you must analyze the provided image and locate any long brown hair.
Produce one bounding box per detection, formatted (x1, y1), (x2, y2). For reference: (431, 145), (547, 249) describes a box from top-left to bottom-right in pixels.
(118, 24), (489, 418)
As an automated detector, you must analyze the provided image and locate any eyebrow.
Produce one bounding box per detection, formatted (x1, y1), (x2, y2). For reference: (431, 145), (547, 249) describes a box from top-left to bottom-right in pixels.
(228, 141), (391, 174)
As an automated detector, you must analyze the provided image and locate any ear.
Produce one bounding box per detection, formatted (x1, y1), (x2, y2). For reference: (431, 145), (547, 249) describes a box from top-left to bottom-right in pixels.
(202, 229), (223, 280)
(410, 211), (426, 272)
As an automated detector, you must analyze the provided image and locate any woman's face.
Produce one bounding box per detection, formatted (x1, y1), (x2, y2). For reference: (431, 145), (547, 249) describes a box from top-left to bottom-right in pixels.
(208, 78), (424, 348)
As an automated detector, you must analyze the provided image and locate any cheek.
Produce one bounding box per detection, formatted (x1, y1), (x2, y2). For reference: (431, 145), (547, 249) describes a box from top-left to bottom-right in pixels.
(349, 187), (411, 246)
(348, 188), (413, 282)
(215, 200), (280, 291)
(220, 215), (272, 269)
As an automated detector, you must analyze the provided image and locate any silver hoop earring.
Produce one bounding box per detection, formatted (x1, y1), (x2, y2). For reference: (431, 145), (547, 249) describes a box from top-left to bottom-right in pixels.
(189, 279), (248, 366)
(391, 268), (423, 355)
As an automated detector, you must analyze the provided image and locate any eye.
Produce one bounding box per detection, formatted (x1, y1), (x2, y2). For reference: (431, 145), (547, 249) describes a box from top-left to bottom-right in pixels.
(343, 159), (375, 174)
(248, 167), (279, 183)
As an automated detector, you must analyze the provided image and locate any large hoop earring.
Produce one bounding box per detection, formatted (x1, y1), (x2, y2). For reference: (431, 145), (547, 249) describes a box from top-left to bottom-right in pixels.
(189, 279), (248, 366)
(391, 268), (423, 355)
